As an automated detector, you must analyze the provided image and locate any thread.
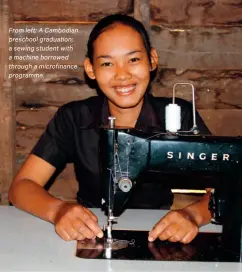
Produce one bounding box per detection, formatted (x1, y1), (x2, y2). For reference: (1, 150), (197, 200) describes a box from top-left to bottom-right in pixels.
(165, 104), (181, 133)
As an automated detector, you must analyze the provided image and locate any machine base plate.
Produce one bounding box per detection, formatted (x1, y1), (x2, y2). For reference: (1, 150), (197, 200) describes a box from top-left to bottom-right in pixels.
(76, 230), (240, 262)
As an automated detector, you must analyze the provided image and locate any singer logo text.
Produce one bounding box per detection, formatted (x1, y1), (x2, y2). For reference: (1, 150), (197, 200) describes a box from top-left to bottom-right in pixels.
(167, 152), (230, 161)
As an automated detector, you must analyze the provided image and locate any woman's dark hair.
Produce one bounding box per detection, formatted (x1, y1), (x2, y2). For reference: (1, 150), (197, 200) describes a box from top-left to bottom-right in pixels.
(86, 14), (152, 64)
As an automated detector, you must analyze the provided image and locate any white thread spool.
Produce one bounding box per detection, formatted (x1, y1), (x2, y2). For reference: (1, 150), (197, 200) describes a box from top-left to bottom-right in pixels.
(165, 104), (181, 133)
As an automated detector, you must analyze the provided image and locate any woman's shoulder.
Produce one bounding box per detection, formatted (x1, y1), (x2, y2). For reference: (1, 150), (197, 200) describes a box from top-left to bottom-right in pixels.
(59, 95), (102, 114)
(53, 96), (103, 127)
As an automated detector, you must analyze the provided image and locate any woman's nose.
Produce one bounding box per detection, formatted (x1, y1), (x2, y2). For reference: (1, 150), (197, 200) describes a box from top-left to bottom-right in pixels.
(114, 65), (132, 80)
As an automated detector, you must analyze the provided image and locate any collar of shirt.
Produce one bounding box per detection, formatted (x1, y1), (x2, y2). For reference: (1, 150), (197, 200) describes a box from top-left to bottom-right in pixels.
(92, 94), (162, 132)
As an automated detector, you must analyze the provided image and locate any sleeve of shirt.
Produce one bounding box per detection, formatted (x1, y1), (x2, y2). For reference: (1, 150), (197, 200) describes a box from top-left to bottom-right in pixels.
(31, 105), (74, 169)
(181, 102), (211, 135)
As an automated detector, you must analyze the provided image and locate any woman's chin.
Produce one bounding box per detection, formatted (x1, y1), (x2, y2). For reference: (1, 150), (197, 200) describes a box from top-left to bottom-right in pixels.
(113, 98), (143, 109)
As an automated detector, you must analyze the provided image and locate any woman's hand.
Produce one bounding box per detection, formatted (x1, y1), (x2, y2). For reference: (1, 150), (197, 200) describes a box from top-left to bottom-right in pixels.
(54, 203), (104, 241)
(148, 191), (212, 244)
(148, 209), (199, 244)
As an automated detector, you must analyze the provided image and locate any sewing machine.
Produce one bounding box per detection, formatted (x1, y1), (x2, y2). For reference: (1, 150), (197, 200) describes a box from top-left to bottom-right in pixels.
(99, 123), (242, 261)
(98, 83), (242, 262)
(77, 84), (242, 262)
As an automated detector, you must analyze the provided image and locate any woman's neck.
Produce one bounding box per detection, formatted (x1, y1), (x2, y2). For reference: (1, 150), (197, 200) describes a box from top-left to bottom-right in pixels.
(108, 99), (144, 128)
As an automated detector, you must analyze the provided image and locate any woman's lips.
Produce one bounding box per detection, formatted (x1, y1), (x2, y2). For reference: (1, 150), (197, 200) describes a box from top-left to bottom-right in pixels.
(113, 84), (136, 96)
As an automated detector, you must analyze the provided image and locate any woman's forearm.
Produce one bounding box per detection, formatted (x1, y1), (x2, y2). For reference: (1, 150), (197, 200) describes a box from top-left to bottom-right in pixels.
(182, 192), (212, 227)
(9, 179), (65, 224)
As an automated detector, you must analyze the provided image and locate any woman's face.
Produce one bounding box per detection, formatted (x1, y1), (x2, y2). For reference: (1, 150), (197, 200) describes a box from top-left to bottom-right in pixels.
(85, 24), (158, 110)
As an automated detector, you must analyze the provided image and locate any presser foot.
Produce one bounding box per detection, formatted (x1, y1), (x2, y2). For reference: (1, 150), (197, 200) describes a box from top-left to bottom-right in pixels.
(76, 237), (129, 250)
(102, 223), (129, 251)
(102, 234), (129, 250)
(104, 238), (129, 250)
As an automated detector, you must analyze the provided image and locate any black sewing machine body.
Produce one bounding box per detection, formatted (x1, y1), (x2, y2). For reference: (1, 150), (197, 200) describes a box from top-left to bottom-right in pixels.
(100, 128), (242, 261)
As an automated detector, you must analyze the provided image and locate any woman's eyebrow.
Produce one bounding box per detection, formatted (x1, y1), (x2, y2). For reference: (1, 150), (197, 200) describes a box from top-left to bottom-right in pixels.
(96, 50), (143, 60)
(96, 55), (112, 59)
(126, 50), (142, 56)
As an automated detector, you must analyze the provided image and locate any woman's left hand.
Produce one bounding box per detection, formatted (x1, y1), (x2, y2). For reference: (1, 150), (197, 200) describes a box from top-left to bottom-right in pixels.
(148, 209), (199, 244)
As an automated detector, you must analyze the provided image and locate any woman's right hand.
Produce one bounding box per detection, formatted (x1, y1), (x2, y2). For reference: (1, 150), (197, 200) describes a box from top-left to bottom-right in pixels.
(9, 154), (104, 241)
(54, 203), (104, 241)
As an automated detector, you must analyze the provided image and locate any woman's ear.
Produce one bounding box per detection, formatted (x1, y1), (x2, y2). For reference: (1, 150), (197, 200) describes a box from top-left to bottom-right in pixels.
(150, 48), (158, 71)
(84, 57), (96, 80)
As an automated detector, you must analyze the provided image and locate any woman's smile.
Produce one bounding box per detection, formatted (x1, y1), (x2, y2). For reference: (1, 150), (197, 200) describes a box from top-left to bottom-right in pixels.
(113, 84), (136, 95)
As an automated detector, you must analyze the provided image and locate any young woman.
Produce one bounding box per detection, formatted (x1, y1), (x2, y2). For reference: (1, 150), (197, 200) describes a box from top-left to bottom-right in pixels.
(9, 14), (212, 244)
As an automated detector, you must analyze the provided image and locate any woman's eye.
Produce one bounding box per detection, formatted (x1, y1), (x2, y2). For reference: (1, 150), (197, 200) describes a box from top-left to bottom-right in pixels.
(130, 57), (140, 63)
(101, 62), (112, 67)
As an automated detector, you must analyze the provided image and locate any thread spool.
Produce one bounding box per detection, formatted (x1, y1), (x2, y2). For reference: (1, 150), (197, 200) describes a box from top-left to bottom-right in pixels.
(165, 104), (181, 133)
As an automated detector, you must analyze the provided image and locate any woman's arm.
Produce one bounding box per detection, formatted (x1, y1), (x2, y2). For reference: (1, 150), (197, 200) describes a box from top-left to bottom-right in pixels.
(9, 154), (64, 223)
(9, 154), (103, 240)
(181, 189), (212, 227)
